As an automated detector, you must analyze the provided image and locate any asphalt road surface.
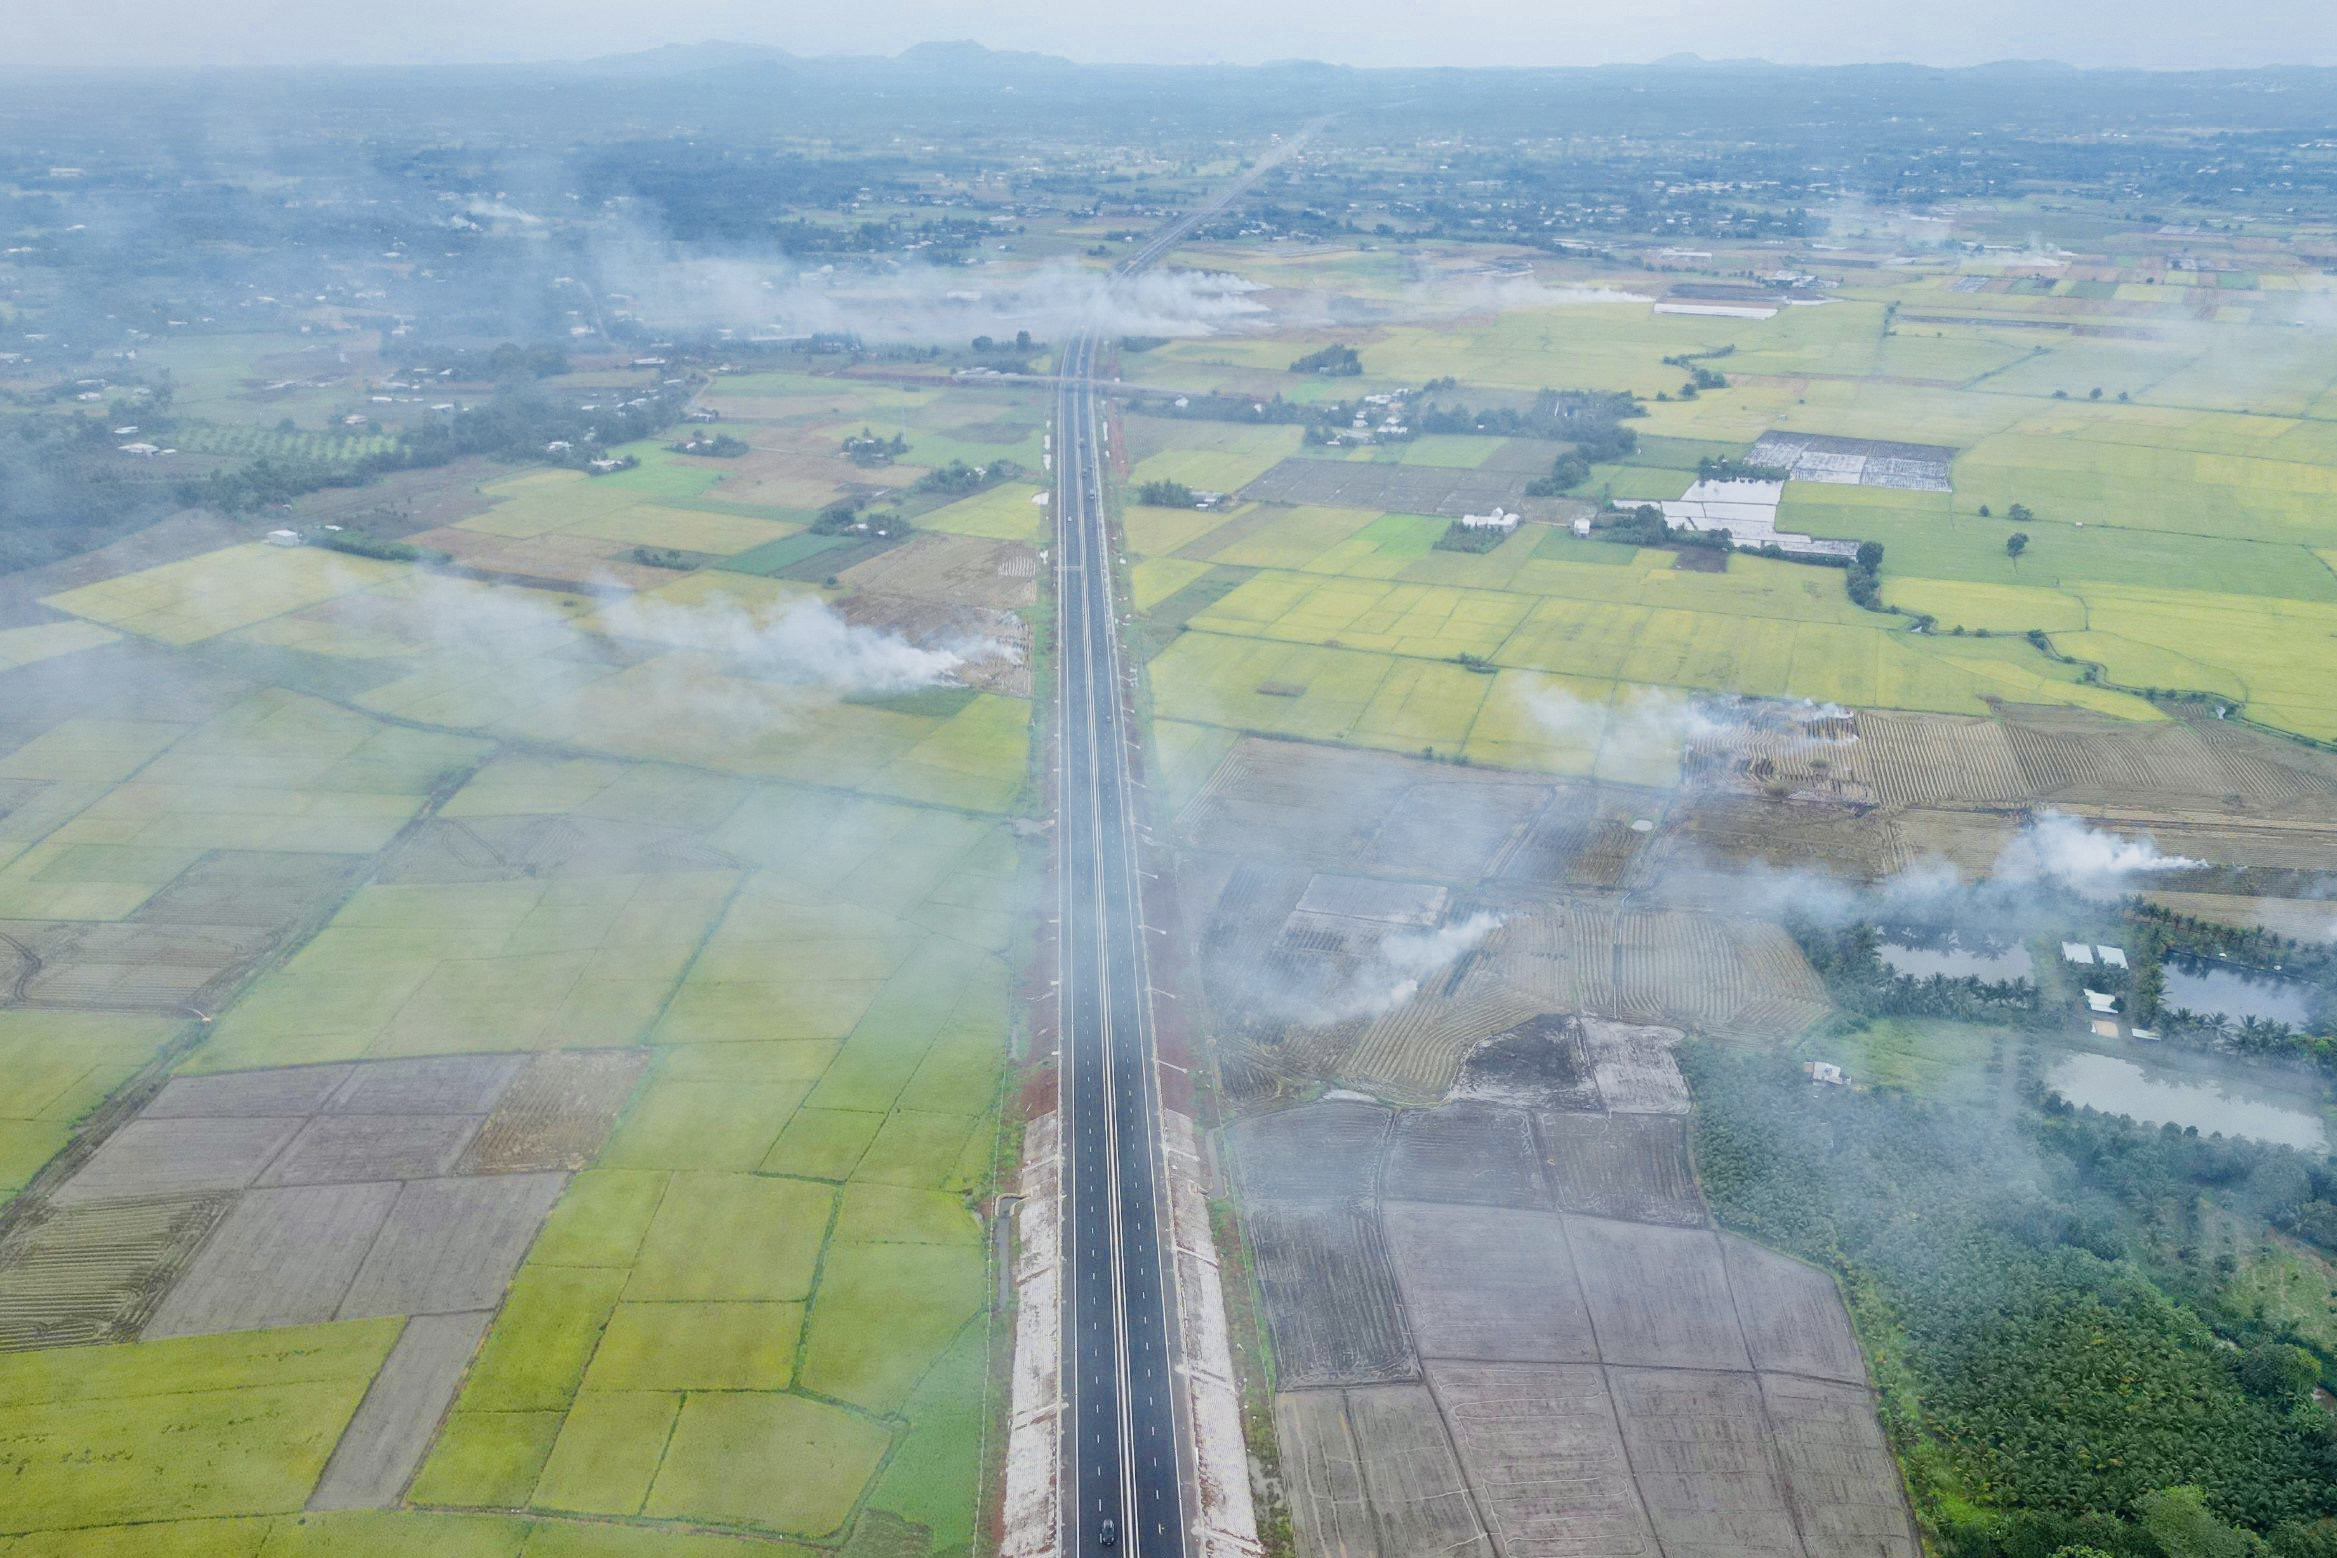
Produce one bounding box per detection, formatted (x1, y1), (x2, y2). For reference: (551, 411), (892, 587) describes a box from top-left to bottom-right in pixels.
(1054, 126), (1321, 1558)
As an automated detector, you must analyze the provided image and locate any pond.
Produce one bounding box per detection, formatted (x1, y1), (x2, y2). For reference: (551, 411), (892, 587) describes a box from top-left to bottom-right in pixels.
(2048, 1051), (2330, 1152)
(2162, 956), (2318, 1027)
(1875, 931), (2033, 982)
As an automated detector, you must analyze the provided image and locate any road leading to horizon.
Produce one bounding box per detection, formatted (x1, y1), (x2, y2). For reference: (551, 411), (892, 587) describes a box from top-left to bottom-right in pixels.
(1053, 126), (1318, 1558)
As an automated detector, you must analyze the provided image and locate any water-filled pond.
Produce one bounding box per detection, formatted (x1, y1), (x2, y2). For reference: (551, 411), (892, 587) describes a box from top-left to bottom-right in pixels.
(2162, 956), (2317, 1027)
(2048, 1051), (2329, 1152)
(1875, 932), (2033, 982)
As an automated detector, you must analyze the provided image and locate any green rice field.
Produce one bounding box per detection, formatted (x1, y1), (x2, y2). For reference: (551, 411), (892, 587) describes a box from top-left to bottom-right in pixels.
(0, 365), (1043, 1554)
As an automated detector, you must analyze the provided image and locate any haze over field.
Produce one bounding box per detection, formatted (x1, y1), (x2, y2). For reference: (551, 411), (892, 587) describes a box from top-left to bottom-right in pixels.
(5, 33), (2337, 1558)
(9, 0), (2337, 69)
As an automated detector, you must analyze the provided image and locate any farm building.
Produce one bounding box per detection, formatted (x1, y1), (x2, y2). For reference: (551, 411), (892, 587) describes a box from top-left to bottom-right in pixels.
(1657, 478), (1858, 559)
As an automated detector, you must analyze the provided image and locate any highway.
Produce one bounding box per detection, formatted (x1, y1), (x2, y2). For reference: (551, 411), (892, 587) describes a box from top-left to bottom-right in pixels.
(1053, 124), (1321, 1558)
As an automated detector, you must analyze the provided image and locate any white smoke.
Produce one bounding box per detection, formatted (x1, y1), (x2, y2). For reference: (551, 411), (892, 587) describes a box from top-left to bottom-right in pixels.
(339, 570), (974, 732)
(463, 199), (544, 227)
(1999, 810), (2202, 898)
(1408, 277), (1653, 314)
(599, 589), (974, 694)
(1312, 912), (1506, 1024)
(1533, 686), (1822, 780)
(1710, 808), (2203, 934)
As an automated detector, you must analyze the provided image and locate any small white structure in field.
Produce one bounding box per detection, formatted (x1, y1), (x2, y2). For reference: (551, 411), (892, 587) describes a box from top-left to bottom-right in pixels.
(1458, 507), (1519, 532)
(2095, 945), (2128, 969)
(1805, 1061), (1847, 1086)
(2061, 942), (2096, 965)
(266, 529), (303, 547)
(117, 442), (159, 456)
(1572, 515), (1594, 537)
(2084, 989), (2118, 1015)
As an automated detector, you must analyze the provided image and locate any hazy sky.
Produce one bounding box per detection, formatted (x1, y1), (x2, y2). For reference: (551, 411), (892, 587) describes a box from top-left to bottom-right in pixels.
(10, 0), (2337, 71)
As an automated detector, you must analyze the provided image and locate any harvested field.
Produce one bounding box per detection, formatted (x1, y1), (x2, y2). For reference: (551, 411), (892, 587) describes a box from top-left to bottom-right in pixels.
(1891, 807), (2022, 877)
(1539, 1112), (1702, 1226)
(1580, 1019), (1690, 1113)
(1337, 962), (1543, 1102)
(55, 1115), (307, 1203)
(1381, 1102), (1545, 1206)
(1988, 703), (2337, 816)
(1383, 1202), (1596, 1363)
(1451, 1015), (1602, 1111)
(1855, 713), (2026, 808)
(458, 1051), (647, 1173)
(0, 1194), (230, 1349)
(1761, 1374), (1921, 1557)
(2121, 819), (2337, 878)
(336, 1172), (566, 1319)
(1607, 1365), (1804, 1557)
(1361, 779), (1548, 881)
(1228, 897), (1817, 1101)
(308, 1308), (494, 1510)
(1343, 1384), (1495, 1558)
(1429, 1359), (1660, 1557)
(5, 918), (281, 1014)
(1239, 459), (1527, 516)
(146, 1064), (355, 1118)
(837, 592), (1031, 698)
(1383, 1097), (1551, 1205)
(1280, 1386), (1495, 1558)
(1563, 1216), (1750, 1371)
(1722, 1234), (1868, 1384)
(145, 1182), (401, 1336)
(1246, 1200), (1416, 1389)
(326, 1054), (523, 1117)
(1276, 1391), (1380, 1558)
(0, 1049), (581, 1357)
(1479, 906), (1617, 1020)
(1177, 738), (1421, 866)
(1680, 709), (1876, 808)
(1661, 794), (1904, 881)
(1293, 873), (1448, 927)
(837, 533), (1040, 613)
(1226, 1100), (1391, 1203)
(1494, 794), (1651, 890)
(257, 1114), (483, 1186)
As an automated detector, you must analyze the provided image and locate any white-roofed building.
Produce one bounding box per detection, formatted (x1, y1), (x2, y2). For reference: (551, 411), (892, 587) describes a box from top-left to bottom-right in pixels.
(1655, 478), (1858, 560)
(1458, 507), (1520, 532)
(2061, 942), (2096, 965)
